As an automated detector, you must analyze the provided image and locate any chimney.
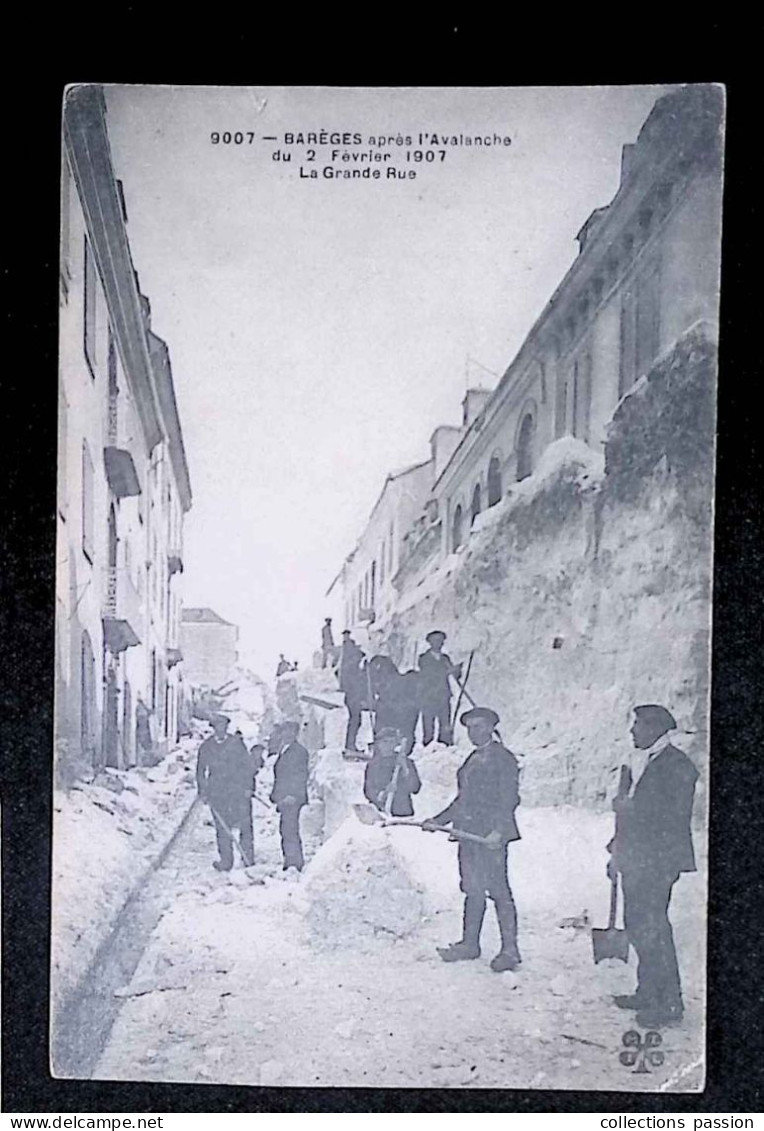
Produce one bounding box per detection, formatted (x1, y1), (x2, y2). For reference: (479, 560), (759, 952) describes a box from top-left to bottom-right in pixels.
(429, 425), (464, 481)
(461, 387), (492, 428)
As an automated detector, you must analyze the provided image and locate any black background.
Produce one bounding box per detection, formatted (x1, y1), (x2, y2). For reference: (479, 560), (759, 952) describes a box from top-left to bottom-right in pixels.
(3, 16), (762, 1114)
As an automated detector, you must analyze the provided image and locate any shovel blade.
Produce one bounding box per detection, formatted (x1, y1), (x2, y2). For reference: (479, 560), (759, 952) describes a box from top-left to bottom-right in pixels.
(592, 926), (630, 964)
(352, 802), (385, 826)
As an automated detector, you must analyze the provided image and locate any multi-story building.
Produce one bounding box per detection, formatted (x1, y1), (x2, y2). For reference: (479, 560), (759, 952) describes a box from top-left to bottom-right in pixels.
(56, 86), (192, 783)
(179, 608), (239, 691)
(330, 84), (723, 632)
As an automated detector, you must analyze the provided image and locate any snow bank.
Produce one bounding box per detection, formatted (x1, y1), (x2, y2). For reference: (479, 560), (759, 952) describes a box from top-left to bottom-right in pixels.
(51, 738), (199, 1012)
(300, 819), (426, 950)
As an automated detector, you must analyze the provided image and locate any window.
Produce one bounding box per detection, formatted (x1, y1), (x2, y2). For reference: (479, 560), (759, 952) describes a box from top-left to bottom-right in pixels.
(470, 483), (482, 527)
(370, 561), (377, 608)
(84, 237), (98, 379)
(555, 369), (568, 438)
(452, 504), (464, 552)
(60, 153), (72, 294)
(108, 504), (118, 569)
(619, 286), (638, 397)
(636, 258), (661, 378)
(516, 414), (536, 481)
(573, 351), (592, 443)
(81, 441), (94, 562)
(80, 630), (97, 768)
(57, 383), (68, 521)
(487, 456), (502, 507)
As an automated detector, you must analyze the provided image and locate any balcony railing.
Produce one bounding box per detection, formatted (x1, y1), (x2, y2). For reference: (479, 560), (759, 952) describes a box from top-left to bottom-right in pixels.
(103, 565), (142, 652)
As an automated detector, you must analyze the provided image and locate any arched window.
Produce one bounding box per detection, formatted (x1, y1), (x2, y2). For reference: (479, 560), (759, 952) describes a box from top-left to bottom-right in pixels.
(516, 413), (536, 481)
(487, 456), (502, 507)
(452, 504), (464, 552)
(470, 483), (482, 527)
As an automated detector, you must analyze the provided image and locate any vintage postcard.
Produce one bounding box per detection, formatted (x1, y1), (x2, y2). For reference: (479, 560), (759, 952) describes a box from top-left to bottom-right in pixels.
(52, 83), (724, 1091)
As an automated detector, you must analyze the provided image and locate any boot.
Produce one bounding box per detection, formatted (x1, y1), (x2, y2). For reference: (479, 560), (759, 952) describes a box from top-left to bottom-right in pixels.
(490, 951), (521, 973)
(613, 993), (646, 1011)
(437, 896), (484, 962)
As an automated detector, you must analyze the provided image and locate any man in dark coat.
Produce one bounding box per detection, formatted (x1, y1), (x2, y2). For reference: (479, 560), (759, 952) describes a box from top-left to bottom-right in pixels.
(196, 714), (256, 870)
(607, 704), (699, 1028)
(338, 631), (366, 754)
(276, 654), (291, 677)
(417, 630), (462, 746)
(363, 727), (422, 817)
(424, 706), (521, 972)
(270, 719), (310, 871)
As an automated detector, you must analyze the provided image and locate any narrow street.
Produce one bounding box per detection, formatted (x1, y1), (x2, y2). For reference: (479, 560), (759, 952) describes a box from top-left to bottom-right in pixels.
(88, 770), (705, 1092)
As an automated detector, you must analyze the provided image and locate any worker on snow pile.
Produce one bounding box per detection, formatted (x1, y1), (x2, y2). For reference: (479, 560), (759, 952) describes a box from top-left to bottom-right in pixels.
(196, 714), (256, 871)
(276, 654), (291, 677)
(363, 727), (422, 817)
(423, 706), (522, 973)
(606, 704), (699, 1029)
(417, 630), (462, 747)
(321, 617), (335, 668)
(270, 719), (310, 872)
(338, 631), (367, 755)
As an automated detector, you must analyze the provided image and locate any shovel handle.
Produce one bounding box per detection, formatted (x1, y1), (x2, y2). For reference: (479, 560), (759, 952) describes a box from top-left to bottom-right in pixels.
(608, 875), (619, 929)
(385, 818), (497, 847)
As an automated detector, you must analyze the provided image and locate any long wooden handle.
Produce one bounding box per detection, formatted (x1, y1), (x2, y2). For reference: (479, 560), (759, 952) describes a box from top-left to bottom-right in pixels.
(385, 818), (496, 846)
(608, 875), (619, 929)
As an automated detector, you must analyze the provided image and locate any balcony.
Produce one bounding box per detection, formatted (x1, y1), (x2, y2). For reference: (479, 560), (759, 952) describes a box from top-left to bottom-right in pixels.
(102, 566), (142, 653)
(167, 647), (183, 668)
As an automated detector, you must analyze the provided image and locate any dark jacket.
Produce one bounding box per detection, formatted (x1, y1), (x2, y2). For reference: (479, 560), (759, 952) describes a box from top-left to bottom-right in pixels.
(196, 734), (255, 810)
(338, 640), (366, 698)
(373, 670), (421, 742)
(321, 624), (335, 648)
(364, 752), (422, 817)
(615, 745), (699, 875)
(270, 741), (310, 808)
(433, 740), (521, 841)
(418, 649), (460, 702)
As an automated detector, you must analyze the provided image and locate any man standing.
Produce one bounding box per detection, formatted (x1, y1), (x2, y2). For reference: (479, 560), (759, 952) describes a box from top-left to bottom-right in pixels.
(424, 706), (521, 972)
(270, 719), (310, 872)
(321, 618), (335, 669)
(418, 630), (462, 746)
(196, 714), (256, 871)
(607, 704), (699, 1028)
(276, 654), (291, 677)
(338, 630), (366, 755)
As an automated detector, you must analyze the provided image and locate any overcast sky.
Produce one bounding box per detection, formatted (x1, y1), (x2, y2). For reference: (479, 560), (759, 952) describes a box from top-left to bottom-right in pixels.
(104, 85), (666, 679)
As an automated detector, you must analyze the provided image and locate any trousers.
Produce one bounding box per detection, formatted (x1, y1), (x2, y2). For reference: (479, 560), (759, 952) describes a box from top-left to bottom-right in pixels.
(211, 802), (254, 870)
(622, 867), (683, 1010)
(421, 695), (452, 746)
(458, 842), (520, 959)
(279, 802), (305, 870)
(344, 695), (363, 751)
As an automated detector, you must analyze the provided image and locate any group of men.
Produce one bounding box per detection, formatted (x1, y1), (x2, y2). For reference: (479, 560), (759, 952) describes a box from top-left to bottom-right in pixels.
(197, 640), (700, 1031)
(336, 626), (462, 755)
(196, 713), (309, 873)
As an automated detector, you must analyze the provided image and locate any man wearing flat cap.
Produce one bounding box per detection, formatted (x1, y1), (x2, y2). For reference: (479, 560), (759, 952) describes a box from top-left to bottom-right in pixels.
(423, 706), (522, 972)
(417, 630), (462, 747)
(363, 727), (422, 818)
(196, 714), (256, 871)
(607, 703), (699, 1028)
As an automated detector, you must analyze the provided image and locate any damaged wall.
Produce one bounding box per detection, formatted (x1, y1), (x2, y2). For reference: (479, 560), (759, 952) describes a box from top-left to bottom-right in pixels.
(385, 324), (716, 811)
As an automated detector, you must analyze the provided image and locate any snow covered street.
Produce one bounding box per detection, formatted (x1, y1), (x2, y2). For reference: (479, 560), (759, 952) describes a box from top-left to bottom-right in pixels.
(89, 746), (705, 1092)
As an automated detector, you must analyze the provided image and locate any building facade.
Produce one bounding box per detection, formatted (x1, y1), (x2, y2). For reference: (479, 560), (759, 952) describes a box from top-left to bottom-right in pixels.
(327, 460), (432, 633)
(331, 84), (724, 632)
(56, 86), (192, 783)
(179, 608), (239, 691)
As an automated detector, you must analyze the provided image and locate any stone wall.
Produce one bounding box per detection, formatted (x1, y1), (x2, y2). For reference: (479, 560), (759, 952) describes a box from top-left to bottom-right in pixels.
(384, 324), (716, 816)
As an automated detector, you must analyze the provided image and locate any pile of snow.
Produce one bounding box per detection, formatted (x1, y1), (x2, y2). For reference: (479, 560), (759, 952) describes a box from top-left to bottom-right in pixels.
(51, 738), (199, 1012)
(311, 746), (367, 838)
(300, 819), (426, 950)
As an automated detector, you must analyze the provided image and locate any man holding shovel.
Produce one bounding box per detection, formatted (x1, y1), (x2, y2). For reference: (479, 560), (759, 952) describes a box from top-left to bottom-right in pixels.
(606, 704), (699, 1029)
(196, 714), (256, 871)
(423, 706), (522, 973)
